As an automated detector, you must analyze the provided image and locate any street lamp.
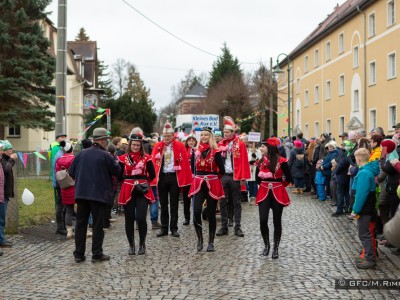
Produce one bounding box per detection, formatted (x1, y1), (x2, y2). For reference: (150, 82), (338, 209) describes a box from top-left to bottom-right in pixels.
(273, 53), (291, 137)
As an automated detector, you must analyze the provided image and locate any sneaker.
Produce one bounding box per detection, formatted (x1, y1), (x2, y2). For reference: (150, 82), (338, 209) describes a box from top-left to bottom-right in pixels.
(356, 260), (376, 269)
(0, 241), (13, 248)
(152, 222), (161, 230)
(87, 230), (93, 237)
(216, 228), (228, 236)
(234, 228), (244, 237)
(91, 254), (110, 263)
(109, 218), (117, 223)
(75, 255), (86, 263)
(331, 212), (343, 217)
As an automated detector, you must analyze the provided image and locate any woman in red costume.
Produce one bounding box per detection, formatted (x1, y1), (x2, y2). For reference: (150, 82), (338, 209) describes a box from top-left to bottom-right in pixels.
(118, 133), (156, 255)
(182, 132), (197, 225)
(189, 127), (225, 252)
(256, 138), (292, 259)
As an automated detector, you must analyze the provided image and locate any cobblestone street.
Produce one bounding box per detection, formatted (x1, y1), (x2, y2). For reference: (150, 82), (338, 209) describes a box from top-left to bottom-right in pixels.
(1, 191), (399, 299)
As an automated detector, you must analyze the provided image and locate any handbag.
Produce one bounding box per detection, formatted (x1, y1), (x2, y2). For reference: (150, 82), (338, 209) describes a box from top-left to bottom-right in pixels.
(134, 181), (149, 194)
(56, 167), (75, 189)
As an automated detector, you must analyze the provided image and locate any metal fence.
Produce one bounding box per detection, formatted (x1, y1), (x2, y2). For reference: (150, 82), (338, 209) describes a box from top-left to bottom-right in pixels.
(8, 151), (56, 230)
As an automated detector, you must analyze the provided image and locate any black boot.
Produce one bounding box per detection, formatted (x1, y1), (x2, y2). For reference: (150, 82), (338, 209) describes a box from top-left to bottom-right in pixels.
(128, 243), (135, 255)
(261, 235), (270, 256)
(272, 239), (280, 259)
(138, 241), (146, 255)
(206, 228), (215, 252)
(194, 225), (203, 251)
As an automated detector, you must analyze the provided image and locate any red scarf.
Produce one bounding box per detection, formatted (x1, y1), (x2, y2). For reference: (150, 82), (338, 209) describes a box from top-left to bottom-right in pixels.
(221, 135), (236, 146)
(128, 151), (142, 166)
(198, 142), (210, 154)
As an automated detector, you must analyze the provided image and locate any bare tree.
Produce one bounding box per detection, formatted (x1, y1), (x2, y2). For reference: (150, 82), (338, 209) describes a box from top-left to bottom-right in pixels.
(111, 59), (132, 98)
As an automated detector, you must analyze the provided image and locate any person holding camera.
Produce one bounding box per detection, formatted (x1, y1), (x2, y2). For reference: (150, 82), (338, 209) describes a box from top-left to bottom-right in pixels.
(118, 133), (156, 255)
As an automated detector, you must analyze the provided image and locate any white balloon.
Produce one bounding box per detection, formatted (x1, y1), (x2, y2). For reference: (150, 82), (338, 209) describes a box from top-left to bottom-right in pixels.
(22, 188), (34, 205)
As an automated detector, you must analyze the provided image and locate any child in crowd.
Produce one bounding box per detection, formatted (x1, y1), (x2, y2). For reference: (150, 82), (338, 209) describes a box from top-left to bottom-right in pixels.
(351, 148), (380, 269)
(314, 160), (326, 201)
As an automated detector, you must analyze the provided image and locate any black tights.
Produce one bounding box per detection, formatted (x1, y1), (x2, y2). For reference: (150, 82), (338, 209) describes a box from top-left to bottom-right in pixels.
(258, 192), (284, 241)
(193, 182), (218, 238)
(124, 191), (149, 245)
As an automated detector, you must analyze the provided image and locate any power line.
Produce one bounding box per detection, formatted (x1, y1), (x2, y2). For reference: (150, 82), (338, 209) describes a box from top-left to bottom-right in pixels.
(121, 0), (218, 58)
(120, 0), (260, 66)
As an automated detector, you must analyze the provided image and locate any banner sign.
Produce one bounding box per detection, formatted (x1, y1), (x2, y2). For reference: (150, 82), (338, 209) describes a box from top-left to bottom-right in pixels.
(192, 115), (219, 130)
(248, 132), (261, 142)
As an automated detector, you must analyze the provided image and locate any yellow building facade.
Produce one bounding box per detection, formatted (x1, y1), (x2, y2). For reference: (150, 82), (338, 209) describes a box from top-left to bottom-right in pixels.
(277, 0), (399, 139)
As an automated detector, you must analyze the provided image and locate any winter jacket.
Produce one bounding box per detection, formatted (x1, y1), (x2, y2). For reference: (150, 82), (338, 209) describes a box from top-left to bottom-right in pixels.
(1, 153), (16, 199)
(380, 159), (400, 194)
(369, 146), (382, 162)
(319, 136), (331, 159)
(69, 144), (121, 205)
(312, 144), (321, 166)
(334, 149), (350, 185)
(321, 149), (339, 176)
(352, 160), (380, 215)
(288, 148), (306, 179)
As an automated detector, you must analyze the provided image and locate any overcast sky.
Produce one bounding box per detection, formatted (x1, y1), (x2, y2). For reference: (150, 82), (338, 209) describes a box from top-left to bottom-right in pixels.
(47, 0), (346, 110)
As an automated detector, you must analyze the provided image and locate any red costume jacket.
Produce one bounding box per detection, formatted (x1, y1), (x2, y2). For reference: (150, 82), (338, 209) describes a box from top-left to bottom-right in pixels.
(218, 136), (251, 181)
(118, 153), (155, 204)
(255, 156), (291, 206)
(188, 148), (224, 200)
(55, 153), (75, 205)
(151, 140), (192, 187)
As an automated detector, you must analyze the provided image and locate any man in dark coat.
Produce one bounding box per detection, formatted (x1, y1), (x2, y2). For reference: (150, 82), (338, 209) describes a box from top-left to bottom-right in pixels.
(69, 128), (120, 263)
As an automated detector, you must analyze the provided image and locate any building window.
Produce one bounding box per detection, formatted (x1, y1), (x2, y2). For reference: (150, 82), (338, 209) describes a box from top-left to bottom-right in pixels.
(296, 78), (300, 94)
(305, 124), (309, 138)
(353, 46), (359, 68)
(339, 116), (345, 135)
(296, 109), (300, 126)
(369, 61), (376, 85)
(8, 125), (21, 137)
(314, 85), (319, 103)
(304, 90), (309, 107)
(326, 80), (331, 100)
(326, 119), (331, 134)
(314, 122), (320, 137)
(338, 33), (344, 54)
(314, 49), (319, 67)
(326, 41), (331, 61)
(304, 56), (309, 72)
(339, 75), (345, 96)
(354, 90), (360, 112)
(370, 109), (377, 130)
(369, 13), (376, 37)
(389, 105), (397, 129)
(388, 0), (395, 27)
(388, 52), (396, 79)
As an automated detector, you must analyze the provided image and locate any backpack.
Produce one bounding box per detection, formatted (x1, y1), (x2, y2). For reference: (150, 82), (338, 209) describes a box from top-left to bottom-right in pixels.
(294, 153), (305, 168)
(56, 167), (75, 189)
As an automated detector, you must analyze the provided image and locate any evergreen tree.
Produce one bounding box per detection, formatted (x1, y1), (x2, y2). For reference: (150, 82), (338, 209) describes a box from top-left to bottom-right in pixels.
(0, 0), (55, 130)
(208, 43), (242, 89)
(97, 59), (116, 101)
(75, 27), (90, 41)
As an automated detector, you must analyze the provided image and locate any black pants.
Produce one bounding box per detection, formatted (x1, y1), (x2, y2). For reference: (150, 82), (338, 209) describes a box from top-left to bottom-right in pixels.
(55, 187), (65, 231)
(258, 192), (284, 241)
(193, 182), (218, 236)
(182, 185), (191, 221)
(220, 175), (241, 229)
(124, 191), (149, 245)
(158, 173), (180, 232)
(74, 199), (107, 258)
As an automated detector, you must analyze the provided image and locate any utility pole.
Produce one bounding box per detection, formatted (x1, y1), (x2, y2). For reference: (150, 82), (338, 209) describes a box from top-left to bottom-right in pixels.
(269, 57), (274, 137)
(55, 0), (67, 138)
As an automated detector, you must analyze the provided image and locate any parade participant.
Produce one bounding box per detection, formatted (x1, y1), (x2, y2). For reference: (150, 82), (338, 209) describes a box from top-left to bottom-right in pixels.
(216, 116), (251, 237)
(118, 134), (156, 255)
(69, 128), (120, 263)
(182, 131), (197, 225)
(255, 138), (292, 259)
(50, 133), (67, 235)
(151, 121), (192, 237)
(188, 127), (225, 252)
(0, 141), (17, 248)
(55, 141), (76, 240)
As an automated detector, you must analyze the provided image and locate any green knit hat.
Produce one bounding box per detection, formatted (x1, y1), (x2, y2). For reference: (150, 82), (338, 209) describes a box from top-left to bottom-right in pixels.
(0, 140), (13, 150)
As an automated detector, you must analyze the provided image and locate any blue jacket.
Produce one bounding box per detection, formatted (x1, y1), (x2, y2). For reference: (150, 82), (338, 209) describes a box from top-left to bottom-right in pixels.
(315, 170), (325, 185)
(321, 149), (339, 176)
(351, 160), (380, 215)
(69, 144), (121, 205)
